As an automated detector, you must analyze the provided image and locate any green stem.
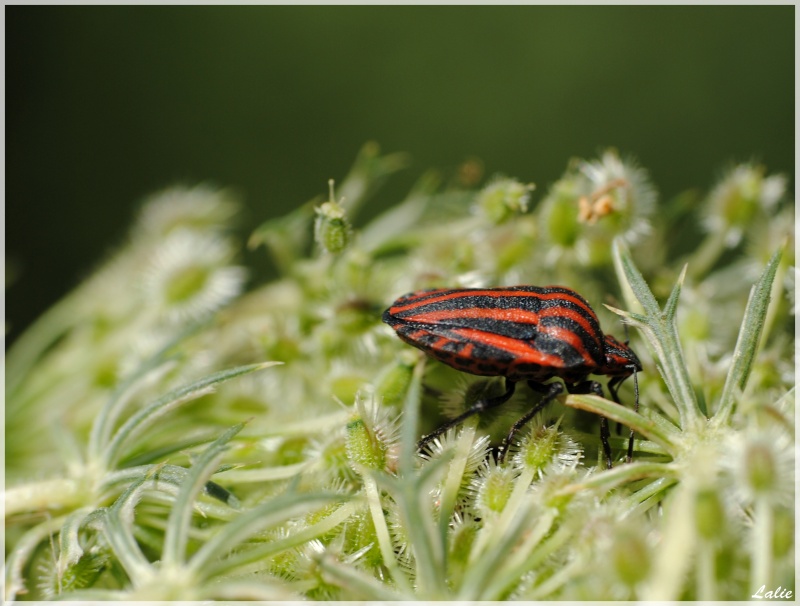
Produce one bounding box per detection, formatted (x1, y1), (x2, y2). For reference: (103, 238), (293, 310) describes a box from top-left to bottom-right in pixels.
(5, 478), (87, 516)
(565, 394), (680, 453)
(751, 496), (773, 593)
(697, 540), (717, 601)
(555, 462), (675, 496)
(437, 419), (477, 553)
(363, 475), (412, 594)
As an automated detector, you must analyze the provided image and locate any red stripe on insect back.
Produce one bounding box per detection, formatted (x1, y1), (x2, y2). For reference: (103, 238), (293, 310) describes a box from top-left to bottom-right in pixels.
(538, 307), (601, 347)
(538, 324), (598, 365)
(450, 327), (566, 367)
(388, 290), (484, 313)
(534, 290), (599, 321)
(403, 306), (542, 325)
(389, 287), (598, 320)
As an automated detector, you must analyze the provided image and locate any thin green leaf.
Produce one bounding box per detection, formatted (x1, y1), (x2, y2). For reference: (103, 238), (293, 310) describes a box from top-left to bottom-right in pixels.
(398, 359), (425, 478)
(100, 466), (239, 521)
(372, 456), (449, 597)
(458, 500), (541, 600)
(385, 357), (450, 595)
(56, 507), (95, 580)
(565, 394), (680, 453)
(103, 362), (280, 468)
(187, 492), (341, 575)
(477, 507), (559, 600)
(207, 500), (359, 578)
(611, 240), (703, 430)
(315, 552), (410, 600)
(161, 422), (245, 568)
(612, 238), (661, 317)
(663, 264), (688, 322)
(363, 475), (414, 595)
(88, 321), (202, 461)
(437, 423), (479, 550)
(102, 475), (153, 585)
(468, 515), (576, 600)
(556, 462), (677, 496)
(717, 247), (783, 420)
(5, 516), (67, 601)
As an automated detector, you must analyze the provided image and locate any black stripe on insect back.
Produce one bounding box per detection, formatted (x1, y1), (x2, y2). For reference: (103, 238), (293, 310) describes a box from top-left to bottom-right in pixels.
(390, 291), (603, 354)
(397, 324), (516, 362)
(396, 316), (596, 375)
(392, 288), (600, 328)
(396, 314), (601, 362)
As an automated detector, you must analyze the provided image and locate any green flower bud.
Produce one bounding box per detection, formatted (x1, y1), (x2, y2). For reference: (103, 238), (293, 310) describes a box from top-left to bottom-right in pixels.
(375, 352), (416, 407)
(474, 461), (516, 517)
(612, 529), (651, 587)
(695, 489), (725, 540)
(314, 180), (352, 254)
(345, 417), (387, 471)
(744, 441), (777, 494)
(344, 396), (399, 473)
(512, 421), (582, 477)
(545, 188), (582, 248)
(476, 177), (534, 225)
(515, 424), (560, 472)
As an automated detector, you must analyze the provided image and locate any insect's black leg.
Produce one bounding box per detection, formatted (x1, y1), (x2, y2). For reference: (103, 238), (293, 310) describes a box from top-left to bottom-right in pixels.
(609, 377), (624, 438)
(608, 371), (639, 464)
(594, 382), (614, 470)
(626, 367), (640, 463)
(498, 381), (564, 463)
(417, 379), (517, 451)
(599, 415), (612, 470)
(614, 324), (632, 439)
(571, 380), (613, 469)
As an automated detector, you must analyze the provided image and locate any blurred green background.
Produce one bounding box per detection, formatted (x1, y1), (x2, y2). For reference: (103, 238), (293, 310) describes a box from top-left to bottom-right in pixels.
(6, 6), (794, 345)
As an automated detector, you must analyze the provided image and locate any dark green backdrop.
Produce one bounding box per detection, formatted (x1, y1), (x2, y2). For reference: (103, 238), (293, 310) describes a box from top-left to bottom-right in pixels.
(6, 6), (794, 345)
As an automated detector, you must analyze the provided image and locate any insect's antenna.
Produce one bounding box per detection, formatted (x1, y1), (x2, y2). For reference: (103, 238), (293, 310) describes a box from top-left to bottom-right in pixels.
(625, 364), (640, 463)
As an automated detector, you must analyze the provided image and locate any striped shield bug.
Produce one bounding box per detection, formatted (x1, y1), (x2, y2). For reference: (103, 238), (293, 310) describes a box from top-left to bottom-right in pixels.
(382, 285), (642, 468)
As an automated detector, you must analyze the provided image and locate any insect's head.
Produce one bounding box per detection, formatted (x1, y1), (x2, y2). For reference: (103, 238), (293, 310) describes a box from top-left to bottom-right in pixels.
(600, 334), (642, 376)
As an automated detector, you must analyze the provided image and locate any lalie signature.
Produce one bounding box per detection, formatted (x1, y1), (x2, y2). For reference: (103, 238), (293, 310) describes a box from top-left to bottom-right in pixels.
(751, 585), (793, 600)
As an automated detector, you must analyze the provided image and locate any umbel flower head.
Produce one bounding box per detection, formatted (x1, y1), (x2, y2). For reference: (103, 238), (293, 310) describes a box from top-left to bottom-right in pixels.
(541, 149), (656, 267)
(704, 162), (787, 248)
(722, 428), (794, 508)
(134, 184), (240, 238)
(142, 228), (247, 324)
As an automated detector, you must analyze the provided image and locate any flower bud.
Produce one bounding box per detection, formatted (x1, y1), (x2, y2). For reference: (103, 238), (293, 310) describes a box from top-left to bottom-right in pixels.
(473, 459), (516, 517)
(374, 351), (416, 408)
(345, 416), (387, 471)
(314, 180), (352, 254)
(695, 489), (725, 539)
(476, 177), (534, 224)
(612, 529), (651, 587)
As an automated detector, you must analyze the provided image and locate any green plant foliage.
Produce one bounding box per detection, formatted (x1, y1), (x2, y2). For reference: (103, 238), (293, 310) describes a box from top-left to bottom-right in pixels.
(5, 144), (794, 600)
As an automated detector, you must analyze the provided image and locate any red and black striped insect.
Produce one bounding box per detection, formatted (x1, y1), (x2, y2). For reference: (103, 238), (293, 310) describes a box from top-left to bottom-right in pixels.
(382, 285), (641, 468)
